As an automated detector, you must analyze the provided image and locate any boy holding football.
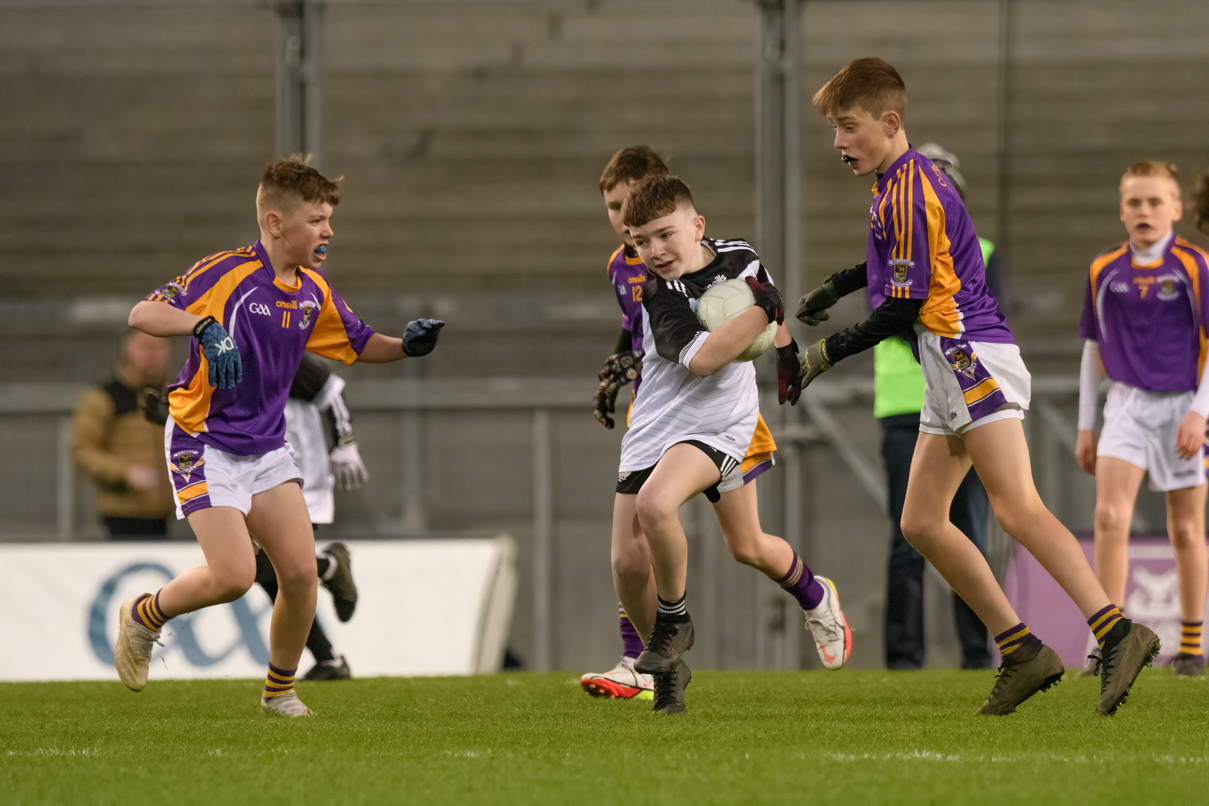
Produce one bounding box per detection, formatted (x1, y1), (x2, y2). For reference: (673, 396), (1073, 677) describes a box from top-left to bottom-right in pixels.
(582, 147), (820, 701)
(614, 173), (850, 715)
(796, 57), (1158, 715)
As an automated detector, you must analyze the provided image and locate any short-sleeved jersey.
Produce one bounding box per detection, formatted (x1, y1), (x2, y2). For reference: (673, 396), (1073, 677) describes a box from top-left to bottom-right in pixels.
(868, 147), (1013, 344)
(146, 241), (374, 456)
(1078, 236), (1209, 392)
(618, 238), (767, 471)
(607, 244), (648, 393)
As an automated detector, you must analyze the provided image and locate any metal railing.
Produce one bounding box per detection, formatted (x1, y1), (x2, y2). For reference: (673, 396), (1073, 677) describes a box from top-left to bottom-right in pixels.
(0, 375), (1085, 671)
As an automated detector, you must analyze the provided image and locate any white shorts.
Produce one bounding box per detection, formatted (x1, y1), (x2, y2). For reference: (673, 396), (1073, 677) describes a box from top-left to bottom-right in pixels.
(164, 420), (303, 520)
(1099, 383), (1202, 492)
(916, 328), (1030, 437)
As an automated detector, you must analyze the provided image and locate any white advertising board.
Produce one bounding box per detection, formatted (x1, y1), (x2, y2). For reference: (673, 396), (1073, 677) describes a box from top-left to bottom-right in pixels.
(0, 537), (517, 681)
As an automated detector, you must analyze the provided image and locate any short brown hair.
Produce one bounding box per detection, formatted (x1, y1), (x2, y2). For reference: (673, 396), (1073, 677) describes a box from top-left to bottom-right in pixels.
(1120, 160), (1181, 200)
(599, 146), (669, 194)
(813, 57), (907, 122)
(257, 155), (342, 217)
(622, 174), (695, 229)
(1192, 172), (1209, 235)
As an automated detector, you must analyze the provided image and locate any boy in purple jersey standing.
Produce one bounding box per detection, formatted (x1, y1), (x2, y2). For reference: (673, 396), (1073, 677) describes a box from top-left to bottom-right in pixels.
(795, 58), (1158, 715)
(1076, 161), (1209, 677)
(116, 157), (444, 716)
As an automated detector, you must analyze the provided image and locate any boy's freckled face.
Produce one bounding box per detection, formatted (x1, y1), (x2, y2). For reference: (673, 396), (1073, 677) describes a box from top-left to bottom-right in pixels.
(1120, 175), (1182, 251)
(828, 106), (890, 177)
(603, 180), (636, 245)
(628, 204), (707, 280)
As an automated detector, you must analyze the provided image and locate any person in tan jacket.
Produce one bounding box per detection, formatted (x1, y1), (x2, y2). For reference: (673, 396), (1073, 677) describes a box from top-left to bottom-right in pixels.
(72, 329), (175, 537)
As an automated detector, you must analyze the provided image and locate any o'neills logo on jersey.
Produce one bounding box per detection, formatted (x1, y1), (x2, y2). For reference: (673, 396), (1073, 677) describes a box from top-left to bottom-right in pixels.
(299, 301), (317, 329)
(170, 450), (204, 484)
(889, 258), (914, 285)
(276, 300), (298, 310)
(946, 347), (978, 380)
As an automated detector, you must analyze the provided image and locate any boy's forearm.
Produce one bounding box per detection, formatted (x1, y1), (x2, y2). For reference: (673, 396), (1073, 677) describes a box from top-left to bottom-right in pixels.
(356, 333), (406, 363)
(830, 262), (869, 297)
(128, 300), (203, 337)
(689, 308), (768, 376)
(823, 297), (922, 364)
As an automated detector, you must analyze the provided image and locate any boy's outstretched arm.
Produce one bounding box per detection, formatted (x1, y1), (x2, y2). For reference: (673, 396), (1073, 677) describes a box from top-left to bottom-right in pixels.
(357, 318), (445, 363)
(800, 296), (923, 389)
(795, 262), (868, 325)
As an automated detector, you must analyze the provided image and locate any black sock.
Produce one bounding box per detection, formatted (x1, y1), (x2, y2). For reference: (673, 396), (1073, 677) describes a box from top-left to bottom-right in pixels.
(316, 555), (331, 579)
(657, 594), (690, 623)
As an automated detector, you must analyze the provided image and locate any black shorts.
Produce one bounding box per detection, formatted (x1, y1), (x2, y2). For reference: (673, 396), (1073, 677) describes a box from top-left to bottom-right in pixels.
(615, 440), (739, 503)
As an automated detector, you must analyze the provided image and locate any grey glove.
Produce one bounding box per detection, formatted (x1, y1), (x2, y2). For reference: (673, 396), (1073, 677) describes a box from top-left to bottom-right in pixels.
(329, 442), (369, 491)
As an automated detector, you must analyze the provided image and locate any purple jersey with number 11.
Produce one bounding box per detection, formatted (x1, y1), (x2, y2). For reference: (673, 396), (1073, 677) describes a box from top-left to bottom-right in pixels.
(607, 244), (647, 392)
(1079, 237), (1209, 392)
(868, 147), (1013, 345)
(145, 240), (375, 456)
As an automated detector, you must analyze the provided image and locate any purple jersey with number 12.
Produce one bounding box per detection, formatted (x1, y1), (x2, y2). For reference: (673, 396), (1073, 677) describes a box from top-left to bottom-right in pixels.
(607, 244), (647, 393)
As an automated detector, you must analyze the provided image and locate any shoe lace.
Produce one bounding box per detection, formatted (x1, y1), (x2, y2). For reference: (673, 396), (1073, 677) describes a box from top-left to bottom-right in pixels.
(646, 618), (678, 657)
(1098, 644), (1119, 695)
(805, 613), (840, 644)
(1084, 652), (1103, 678)
(652, 672), (676, 711)
(987, 663), (1017, 702)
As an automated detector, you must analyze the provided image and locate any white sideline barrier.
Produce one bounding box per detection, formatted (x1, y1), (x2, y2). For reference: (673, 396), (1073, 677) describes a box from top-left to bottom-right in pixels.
(0, 537), (517, 681)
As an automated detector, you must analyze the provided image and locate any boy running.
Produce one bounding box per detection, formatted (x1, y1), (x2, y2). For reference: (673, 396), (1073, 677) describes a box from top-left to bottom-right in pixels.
(1076, 161), (1209, 677)
(796, 58), (1158, 715)
(615, 173), (850, 715)
(116, 156), (444, 716)
(582, 147), (806, 700)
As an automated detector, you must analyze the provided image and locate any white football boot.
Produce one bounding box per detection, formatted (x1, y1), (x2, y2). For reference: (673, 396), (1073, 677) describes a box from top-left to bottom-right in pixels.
(580, 656), (654, 700)
(114, 595), (161, 692)
(805, 577), (852, 670)
(262, 690), (314, 717)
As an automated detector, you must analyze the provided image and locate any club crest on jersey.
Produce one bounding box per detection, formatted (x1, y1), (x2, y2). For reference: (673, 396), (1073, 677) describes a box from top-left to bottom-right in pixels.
(1157, 275), (1181, 301)
(161, 282), (183, 300)
(889, 259), (914, 285)
(946, 347), (978, 379)
(170, 450), (204, 483)
(299, 301), (317, 329)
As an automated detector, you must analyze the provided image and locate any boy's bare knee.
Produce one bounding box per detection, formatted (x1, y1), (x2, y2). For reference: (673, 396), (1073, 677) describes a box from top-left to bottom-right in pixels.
(635, 490), (676, 534)
(214, 568), (255, 603)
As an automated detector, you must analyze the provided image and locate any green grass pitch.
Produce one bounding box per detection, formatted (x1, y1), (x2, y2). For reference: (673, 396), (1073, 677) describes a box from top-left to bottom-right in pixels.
(3, 669), (1207, 805)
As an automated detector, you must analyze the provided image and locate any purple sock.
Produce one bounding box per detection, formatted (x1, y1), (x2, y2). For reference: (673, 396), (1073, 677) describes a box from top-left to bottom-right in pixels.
(778, 552), (824, 610)
(619, 605), (645, 659)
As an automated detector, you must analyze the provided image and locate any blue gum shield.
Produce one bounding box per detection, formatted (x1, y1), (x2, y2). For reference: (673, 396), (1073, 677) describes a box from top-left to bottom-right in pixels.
(315, 245), (327, 254)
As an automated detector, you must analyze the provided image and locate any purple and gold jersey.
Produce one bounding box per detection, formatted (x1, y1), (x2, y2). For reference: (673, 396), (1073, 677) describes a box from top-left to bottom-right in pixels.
(608, 244), (648, 393)
(1078, 237), (1209, 392)
(146, 241), (374, 456)
(868, 147), (1012, 344)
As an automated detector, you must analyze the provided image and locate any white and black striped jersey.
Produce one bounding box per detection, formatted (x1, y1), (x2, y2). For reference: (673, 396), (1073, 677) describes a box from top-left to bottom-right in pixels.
(284, 355), (349, 524)
(619, 238), (773, 472)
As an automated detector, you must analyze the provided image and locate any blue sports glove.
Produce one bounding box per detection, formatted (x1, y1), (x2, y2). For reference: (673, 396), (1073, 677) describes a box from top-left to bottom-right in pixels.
(402, 318), (445, 357)
(193, 316), (243, 389)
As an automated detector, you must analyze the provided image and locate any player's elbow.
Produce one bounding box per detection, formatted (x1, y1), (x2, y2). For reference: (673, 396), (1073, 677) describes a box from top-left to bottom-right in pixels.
(128, 300), (155, 331)
(688, 351), (724, 376)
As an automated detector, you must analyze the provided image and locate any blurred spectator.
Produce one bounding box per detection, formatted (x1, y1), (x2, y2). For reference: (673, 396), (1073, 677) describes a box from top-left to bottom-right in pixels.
(72, 329), (174, 538)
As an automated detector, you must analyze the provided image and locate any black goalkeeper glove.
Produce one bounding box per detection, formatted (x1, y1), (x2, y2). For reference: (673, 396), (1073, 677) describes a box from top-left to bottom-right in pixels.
(138, 385), (169, 426)
(592, 351), (642, 429)
(402, 318), (445, 357)
(776, 339), (802, 405)
(800, 339), (832, 390)
(795, 277), (841, 326)
(745, 276), (784, 324)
